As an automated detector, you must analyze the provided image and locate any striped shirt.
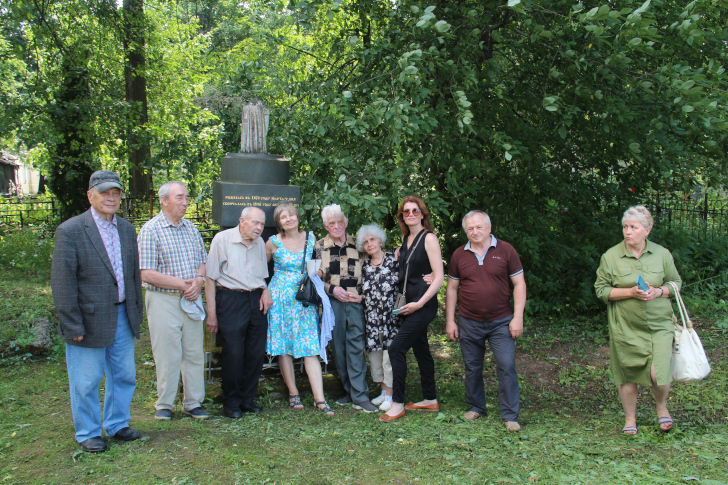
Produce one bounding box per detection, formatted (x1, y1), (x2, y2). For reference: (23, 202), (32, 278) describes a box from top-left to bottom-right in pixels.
(138, 211), (207, 294)
(90, 207), (125, 302)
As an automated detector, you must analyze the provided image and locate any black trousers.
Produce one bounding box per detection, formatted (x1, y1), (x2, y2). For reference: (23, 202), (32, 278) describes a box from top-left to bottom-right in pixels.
(215, 288), (268, 409)
(388, 303), (438, 404)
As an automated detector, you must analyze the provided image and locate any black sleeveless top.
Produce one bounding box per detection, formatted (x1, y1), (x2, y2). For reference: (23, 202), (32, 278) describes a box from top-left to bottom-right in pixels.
(399, 230), (437, 308)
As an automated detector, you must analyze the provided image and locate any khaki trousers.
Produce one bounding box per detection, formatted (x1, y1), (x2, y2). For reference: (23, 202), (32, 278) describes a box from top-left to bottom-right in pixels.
(369, 350), (393, 388)
(145, 290), (205, 411)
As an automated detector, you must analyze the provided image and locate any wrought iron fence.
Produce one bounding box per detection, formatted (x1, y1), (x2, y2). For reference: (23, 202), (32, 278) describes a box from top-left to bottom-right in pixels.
(0, 196), (58, 230)
(647, 191), (727, 240)
(0, 194), (221, 245)
(120, 196), (219, 246)
(3, 191), (726, 243)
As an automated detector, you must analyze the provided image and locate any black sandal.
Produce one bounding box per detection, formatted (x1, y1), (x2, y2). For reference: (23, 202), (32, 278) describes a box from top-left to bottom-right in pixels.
(315, 401), (334, 416)
(289, 395), (304, 410)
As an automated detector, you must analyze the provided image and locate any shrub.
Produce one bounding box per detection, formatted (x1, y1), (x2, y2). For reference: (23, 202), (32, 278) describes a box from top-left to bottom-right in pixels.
(0, 226), (54, 277)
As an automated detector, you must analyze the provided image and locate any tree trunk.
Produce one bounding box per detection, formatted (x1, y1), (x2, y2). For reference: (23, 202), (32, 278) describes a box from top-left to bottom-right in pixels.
(48, 46), (97, 219)
(123, 0), (152, 197)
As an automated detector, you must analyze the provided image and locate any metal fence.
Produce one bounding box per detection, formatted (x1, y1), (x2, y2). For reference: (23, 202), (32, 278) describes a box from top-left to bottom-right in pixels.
(120, 196), (220, 246)
(3, 191), (727, 242)
(647, 191), (728, 240)
(0, 194), (221, 245)
(0, 196), (58, 229)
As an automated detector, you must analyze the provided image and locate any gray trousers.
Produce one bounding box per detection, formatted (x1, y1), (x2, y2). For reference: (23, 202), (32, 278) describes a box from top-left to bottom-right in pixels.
(459, 314), (520, 421)
(330, 299), (369, 404)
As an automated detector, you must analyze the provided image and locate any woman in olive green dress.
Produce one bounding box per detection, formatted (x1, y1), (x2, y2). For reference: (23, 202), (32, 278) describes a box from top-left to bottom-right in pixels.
(595, 206), (681, 435)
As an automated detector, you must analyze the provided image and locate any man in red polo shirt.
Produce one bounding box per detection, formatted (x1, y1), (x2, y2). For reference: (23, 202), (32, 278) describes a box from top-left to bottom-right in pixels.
(445, 210), (527, 431)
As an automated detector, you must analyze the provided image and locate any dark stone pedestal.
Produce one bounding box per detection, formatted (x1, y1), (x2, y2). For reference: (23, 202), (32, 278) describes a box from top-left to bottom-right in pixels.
(220, 153), (290, 185)
(212, 153), (300, 229)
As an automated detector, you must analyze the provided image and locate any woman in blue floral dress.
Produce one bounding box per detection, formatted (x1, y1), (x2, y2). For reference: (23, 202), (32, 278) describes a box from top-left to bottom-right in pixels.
(265, 204), (333, 415)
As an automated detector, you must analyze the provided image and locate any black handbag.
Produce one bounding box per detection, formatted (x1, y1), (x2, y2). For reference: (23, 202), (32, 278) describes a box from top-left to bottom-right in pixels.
(295, 232), (321, 307)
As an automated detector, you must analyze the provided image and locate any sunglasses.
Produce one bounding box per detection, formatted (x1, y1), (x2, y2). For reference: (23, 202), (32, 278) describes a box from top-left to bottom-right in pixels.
(402, 208), (422, 216)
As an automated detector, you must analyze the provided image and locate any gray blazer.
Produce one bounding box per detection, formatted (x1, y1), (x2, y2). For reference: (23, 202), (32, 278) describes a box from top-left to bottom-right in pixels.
(51, 209), (143, 348)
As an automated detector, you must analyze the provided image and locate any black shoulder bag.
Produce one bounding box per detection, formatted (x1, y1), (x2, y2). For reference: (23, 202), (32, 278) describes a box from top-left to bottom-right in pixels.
(295, 232), (322, 307)
(393, 229), (428, 312)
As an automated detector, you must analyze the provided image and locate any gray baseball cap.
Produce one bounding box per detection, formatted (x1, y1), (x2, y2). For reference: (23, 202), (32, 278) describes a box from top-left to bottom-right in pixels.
(89, 170), (123, 193)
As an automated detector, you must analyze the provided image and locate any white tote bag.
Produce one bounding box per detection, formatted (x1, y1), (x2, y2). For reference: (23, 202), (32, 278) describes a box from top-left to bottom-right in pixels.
(667, 282), (711, 382)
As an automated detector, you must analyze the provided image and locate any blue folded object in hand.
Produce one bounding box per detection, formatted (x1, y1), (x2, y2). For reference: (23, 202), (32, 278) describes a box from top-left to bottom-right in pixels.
(636, 275), (649, 292)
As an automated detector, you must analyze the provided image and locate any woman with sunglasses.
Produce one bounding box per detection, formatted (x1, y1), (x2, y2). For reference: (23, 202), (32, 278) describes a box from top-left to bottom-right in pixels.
(380, 196), (445, 422)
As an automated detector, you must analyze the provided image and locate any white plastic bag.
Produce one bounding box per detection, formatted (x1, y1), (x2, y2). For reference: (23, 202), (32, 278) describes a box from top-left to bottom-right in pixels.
(668, 282), (711, 382)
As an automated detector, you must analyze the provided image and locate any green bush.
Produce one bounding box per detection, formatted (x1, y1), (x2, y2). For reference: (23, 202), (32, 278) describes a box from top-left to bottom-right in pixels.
(652, 229), (728, 293)
(651, 228), (728, 318)
(494, 207), (621, 316)
(0, 226), (54, 277)
(495, 213), (728, 318)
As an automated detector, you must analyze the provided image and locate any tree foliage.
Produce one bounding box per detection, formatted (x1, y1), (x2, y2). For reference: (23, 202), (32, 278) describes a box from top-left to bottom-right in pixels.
(2, 0), (726, 313)
(262, 0), (728, 312)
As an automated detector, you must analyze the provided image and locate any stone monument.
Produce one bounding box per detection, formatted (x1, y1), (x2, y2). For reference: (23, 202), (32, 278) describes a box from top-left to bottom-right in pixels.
(212, 98), (300, 228)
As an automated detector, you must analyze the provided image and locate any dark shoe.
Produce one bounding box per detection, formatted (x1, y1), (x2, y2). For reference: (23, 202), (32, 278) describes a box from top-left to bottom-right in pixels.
(113, 427), (141, 441)
(183, 407), (210, 420)
(352, 401), (378, 413)
(154, 409), (172, 421)
(223, 406), (242, 419)
(288, 394), (304, 410)
(335, 395), (352, 406)
(80, 436), (107, 453)
(314, 401), (335, 416)
(240, 404), (262, 414)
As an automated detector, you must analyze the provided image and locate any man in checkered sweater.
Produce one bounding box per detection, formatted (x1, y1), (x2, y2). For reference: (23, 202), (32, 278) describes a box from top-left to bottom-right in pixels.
(314, 204), (377, 412)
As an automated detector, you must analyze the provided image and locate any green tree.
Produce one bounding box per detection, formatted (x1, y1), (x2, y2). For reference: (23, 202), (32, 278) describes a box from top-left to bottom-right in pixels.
(1, 0), (223, 209)
(123, 0), (153, 197)
(47, 44), (99, 218)
(221, 0), (728, 312)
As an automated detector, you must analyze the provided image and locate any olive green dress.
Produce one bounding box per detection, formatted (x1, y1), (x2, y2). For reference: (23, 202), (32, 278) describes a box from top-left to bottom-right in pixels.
(595, 240), (681, 386)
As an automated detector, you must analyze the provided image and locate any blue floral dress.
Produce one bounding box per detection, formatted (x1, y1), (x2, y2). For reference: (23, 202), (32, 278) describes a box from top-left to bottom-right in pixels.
(266, 232), (320, 358)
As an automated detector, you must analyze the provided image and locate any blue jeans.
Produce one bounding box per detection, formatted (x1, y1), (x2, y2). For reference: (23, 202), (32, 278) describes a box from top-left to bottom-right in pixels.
(459, 314), (520, 421)
(66, 303), (136, 442)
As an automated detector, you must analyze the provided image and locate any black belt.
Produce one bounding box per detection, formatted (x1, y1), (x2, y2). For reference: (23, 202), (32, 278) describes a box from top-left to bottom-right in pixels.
(115, 300), (126, 306)
(216, 285), (252, 293)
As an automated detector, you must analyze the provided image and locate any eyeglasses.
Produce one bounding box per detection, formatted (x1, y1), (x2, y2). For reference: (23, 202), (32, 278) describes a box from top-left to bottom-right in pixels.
(402, 208), (422, 216)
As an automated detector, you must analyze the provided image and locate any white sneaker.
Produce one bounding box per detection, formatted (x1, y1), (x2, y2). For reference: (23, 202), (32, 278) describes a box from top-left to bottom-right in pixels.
(371, 391), (387, 406)
(379, 396), (393, 412)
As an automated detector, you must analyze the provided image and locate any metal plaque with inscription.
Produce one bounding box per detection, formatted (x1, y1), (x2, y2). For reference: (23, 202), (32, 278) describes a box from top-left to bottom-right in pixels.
(213, 182), (300, 228)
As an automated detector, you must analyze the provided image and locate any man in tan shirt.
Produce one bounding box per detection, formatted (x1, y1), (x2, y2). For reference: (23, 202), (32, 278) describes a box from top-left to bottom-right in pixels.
(205, 207), (272, 418)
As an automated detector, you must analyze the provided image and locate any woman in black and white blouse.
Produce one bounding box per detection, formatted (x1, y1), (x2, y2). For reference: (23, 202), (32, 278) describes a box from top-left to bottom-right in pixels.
(357, 224), (400, 411)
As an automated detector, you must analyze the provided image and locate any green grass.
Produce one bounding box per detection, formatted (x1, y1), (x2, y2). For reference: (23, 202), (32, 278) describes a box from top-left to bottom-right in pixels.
(1, 268), (727, 484)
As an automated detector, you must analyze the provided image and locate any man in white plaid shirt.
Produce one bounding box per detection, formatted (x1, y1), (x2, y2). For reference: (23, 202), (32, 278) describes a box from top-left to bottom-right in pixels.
(138, 181), (209, 421)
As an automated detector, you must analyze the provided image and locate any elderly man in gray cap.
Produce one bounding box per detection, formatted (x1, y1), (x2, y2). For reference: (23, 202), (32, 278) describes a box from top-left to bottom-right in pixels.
(51, 171), (144, 453)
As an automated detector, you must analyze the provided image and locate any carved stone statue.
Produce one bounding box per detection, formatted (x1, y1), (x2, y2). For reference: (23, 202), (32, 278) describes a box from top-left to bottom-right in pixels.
(240, 98), (270, 154)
